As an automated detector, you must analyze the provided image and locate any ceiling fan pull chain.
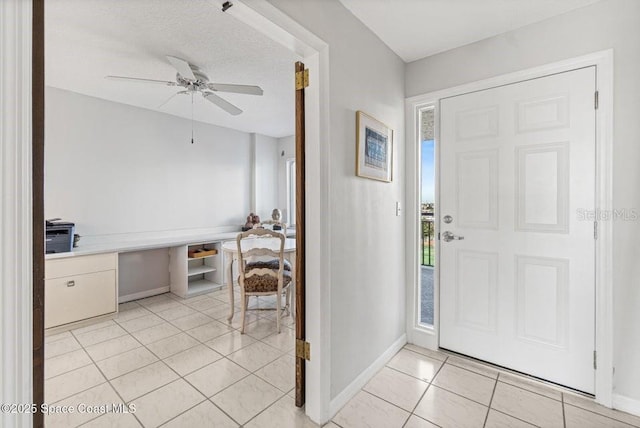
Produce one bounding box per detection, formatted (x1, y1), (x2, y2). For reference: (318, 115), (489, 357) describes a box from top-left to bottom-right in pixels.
(191, 92), (195, 144)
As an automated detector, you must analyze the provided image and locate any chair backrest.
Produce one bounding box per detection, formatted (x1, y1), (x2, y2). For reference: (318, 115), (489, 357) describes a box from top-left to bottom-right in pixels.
(236, 228), (286, 289)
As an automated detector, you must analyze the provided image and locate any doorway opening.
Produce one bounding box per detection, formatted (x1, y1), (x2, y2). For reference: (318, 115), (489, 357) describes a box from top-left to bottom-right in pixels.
(419, 107), (435, 327)
(31, 1), (325, 425)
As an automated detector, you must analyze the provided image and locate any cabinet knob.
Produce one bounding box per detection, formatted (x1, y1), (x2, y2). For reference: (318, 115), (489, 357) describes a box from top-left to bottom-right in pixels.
(67, 280), (75, 287)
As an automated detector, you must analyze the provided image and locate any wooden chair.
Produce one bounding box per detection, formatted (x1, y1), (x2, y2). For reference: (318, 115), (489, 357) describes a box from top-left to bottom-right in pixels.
(236, 228), (292, 333)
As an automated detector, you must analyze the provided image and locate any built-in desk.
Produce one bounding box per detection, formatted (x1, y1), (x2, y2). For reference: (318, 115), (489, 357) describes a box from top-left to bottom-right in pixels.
(44, 229), (241, 329)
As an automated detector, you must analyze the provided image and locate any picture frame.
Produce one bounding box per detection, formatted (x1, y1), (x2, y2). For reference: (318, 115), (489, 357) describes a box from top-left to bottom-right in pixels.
(356, 110), (393, 182)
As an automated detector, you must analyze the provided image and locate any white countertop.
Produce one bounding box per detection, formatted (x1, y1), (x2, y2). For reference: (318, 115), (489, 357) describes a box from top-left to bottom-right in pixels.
(45, 230), (241, 260)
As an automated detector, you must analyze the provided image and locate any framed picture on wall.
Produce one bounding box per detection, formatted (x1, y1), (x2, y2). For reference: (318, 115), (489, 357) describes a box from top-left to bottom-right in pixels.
(356, 111), (393, 182)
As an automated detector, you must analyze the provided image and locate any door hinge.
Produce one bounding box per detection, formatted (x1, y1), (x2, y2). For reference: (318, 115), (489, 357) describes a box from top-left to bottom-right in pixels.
(296, 339), (311, 361)
(295, 69), (309, 90)
(595, 91), (599, 110)
(437, 232), (441, 240)
(594, 221), (598, 240)
(593, 350), (597, 370)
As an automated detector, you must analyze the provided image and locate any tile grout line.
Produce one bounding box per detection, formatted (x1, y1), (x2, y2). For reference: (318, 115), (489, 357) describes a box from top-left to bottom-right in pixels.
(236, 389), (289, 427)
(177, 348), (288, 426)
(43, 349), (94, 381)
(350, 353), (449, 428)
(176, 357), (251, 426)
(357, 388), (413, 422)
(161, 323), (291, 425)
(155, 399), (225, 427)
(95, 327), (210, 426)
(445, 351), (575, 397)
(45, 331), (136, 425)
(406, 356), (448, 428)
(197, 297), (295, 426)
(58, 304), (202, 426)
(489, 408), (540, 427)
(483, 372), (560, 428)
(392, 365), (494, 410)
(562, 400), (640, 427)
(443, 360), (499, 381)
(495, 377), (564, 403)
(482, 371), (500, 428)
(45, 292), (295, 427)
(401, 347), (448, 364)
(67, 328), (146, 427)
(411, 355), (449, 414)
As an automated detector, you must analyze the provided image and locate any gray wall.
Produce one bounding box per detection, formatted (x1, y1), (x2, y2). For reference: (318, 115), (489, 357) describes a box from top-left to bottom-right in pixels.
(406, 0), (640, 402)
(270, 0), (406, 399)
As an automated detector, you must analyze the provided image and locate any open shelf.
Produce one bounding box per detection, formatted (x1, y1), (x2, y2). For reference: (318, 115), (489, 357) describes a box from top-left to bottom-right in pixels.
(188, 265), (217, 276)
(171, 241), (223, 299)
(185, 279), (221, 297)
(187, 254), (217, 260)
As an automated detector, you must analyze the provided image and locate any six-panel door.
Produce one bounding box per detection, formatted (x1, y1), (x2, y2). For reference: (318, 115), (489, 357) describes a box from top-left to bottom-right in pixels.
(439, 67), (597, 393)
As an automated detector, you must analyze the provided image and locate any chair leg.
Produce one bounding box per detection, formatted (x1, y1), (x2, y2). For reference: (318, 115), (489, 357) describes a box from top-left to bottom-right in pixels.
(276, 290), (282, 334)
(285, 287), (291, 316)
(240, 291), (247, 334)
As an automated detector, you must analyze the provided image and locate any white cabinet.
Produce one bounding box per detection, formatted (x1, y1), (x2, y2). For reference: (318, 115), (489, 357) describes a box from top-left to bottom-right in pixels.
(170, 242), (223, 298)
(45, 253), (118, 329)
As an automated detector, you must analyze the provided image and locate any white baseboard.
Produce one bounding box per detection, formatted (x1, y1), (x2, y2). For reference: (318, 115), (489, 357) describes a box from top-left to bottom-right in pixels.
(119, 286), (171, 303)
(328, 334), (407, 418)
(613, 393), (640, 417)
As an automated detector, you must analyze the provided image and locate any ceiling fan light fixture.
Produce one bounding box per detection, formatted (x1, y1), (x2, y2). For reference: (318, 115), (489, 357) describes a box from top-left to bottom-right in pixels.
(106, 55), (261, 116)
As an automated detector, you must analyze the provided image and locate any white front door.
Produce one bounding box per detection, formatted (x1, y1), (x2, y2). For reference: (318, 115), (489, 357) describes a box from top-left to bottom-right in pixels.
(439, 67), (596, 393)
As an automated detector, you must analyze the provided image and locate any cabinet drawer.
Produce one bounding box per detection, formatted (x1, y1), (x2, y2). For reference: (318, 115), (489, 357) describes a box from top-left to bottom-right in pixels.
(45, 270), (116, 328)
(46, 253), (117, 279)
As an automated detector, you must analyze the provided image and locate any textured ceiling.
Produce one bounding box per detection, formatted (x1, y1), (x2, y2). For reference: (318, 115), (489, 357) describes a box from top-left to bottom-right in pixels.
(45, 0), (301, 138)
(339, 0), (602, 62)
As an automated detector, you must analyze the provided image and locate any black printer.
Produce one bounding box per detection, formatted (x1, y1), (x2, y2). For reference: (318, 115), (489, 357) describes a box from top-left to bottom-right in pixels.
(46, 219), (75, 254)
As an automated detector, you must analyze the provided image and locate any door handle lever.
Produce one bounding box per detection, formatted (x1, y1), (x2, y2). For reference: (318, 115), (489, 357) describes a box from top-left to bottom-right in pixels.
(442, 231), (464, 242)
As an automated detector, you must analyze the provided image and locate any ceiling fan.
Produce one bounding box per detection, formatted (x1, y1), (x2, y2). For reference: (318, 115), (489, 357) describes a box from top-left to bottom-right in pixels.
(105, 56), (263, 116)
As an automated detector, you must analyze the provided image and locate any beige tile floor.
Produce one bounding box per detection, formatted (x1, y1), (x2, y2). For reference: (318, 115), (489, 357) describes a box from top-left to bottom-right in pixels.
(44, 289), (308, 428)
(334, 344), (640, 428)
(45, 290), (640, 427)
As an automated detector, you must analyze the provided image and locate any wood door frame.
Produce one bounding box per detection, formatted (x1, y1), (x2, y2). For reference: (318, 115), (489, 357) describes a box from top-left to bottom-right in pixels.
(294, 60), (307, 407)
(405, 50), (614, 407)
(25, 0), (333, 425)
(33, 0), (45, 426)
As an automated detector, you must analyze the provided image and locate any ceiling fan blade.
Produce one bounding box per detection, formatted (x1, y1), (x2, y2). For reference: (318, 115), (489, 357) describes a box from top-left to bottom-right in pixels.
(202, 92), (242, 116)
(105, 75), (176, 86)
(207, 83), (264, 96)
(159, 90), (192, 108)
(166, 56), (196, 81)
(158, 92), (180, 109)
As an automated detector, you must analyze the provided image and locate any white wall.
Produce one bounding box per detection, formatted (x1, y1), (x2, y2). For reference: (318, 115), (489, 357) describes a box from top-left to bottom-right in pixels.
(271, 0), (406, 401)
(406, 0), (640, 404)
(277, 135), (295, 222)
(45, 87), (252, 238)
(253, 133), (279, 220)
